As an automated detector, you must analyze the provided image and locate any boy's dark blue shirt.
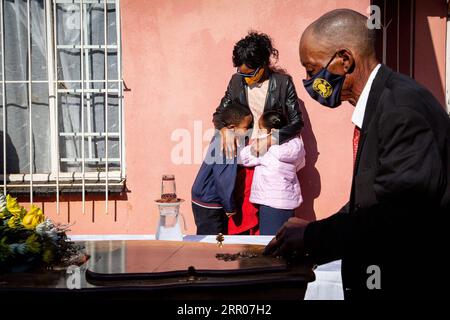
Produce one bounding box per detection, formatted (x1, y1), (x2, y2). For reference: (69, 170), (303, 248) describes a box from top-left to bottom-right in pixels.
(191, 134), (238, 213)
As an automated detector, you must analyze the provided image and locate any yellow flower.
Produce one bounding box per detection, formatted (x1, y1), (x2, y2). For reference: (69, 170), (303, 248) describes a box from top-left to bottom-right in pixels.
(6, 195), (23, 216)
(0, 210), (8, 220)
(7, 215), (23, 229)
(4, 195), (26, 228)
(22, 205), (45, 230)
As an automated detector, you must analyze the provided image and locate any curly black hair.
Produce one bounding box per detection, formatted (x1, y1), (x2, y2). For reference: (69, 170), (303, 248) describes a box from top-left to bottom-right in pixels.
(232, 31), (279, 69)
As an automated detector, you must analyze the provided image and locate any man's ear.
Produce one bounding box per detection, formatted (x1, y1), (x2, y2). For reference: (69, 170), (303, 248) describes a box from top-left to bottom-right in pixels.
(336, 48), (355, 74)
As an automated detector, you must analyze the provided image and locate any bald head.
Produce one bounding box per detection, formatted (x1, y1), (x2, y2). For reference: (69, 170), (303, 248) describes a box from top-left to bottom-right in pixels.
(299, 9), (379, 106)
(301, 9), (376, 57)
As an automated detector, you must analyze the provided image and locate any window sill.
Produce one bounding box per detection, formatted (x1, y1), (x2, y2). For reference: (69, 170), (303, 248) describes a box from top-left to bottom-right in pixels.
(1, 173), (126, 195)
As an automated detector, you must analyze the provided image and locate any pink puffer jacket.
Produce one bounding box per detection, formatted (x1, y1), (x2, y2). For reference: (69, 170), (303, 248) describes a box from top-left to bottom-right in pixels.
(240, 136), (306, 210)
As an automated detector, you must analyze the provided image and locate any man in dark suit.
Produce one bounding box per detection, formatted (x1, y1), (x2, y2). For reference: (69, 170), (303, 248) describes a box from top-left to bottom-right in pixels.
(265, 9), (450, 299)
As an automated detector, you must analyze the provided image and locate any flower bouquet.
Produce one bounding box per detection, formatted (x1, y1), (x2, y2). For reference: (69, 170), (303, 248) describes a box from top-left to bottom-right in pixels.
(0, 193), (87, 272)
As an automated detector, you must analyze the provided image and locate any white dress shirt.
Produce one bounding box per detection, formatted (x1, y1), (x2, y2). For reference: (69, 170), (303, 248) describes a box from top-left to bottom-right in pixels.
(351, 64), (381, 128)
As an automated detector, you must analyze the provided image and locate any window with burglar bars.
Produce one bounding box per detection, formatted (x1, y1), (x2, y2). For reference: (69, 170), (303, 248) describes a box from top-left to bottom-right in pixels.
(0, 0), (124, 213)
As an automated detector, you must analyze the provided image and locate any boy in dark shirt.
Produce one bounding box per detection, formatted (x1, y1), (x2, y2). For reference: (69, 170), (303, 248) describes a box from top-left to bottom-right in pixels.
(191, 102), (252, 235)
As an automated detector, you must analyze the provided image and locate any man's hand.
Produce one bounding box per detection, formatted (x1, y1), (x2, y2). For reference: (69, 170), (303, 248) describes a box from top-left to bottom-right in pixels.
(220, 127), (236, 159)
(263, 217), (310, 257)
(226, 212), (236, 218)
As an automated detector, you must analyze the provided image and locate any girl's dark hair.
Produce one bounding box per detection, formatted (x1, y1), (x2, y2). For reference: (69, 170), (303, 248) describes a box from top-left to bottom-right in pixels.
(259, 111), (287, 131)
(221, 102), (252, 127)
(232, 31), (279, 69)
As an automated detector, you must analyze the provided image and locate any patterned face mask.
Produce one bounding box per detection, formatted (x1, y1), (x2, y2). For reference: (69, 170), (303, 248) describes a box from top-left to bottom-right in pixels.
(237, 67), (265, 86)
(302, 53), (346, 108)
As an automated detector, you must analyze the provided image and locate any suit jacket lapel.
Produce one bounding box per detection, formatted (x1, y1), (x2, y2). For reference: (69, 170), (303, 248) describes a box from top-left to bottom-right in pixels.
(353, 65), (392, 174)
(350, 65), (392, 212)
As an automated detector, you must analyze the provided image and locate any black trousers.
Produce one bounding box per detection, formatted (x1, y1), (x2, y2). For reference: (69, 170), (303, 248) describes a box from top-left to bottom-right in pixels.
(192, 202), (228, 235)
(259, 205), (294, 235)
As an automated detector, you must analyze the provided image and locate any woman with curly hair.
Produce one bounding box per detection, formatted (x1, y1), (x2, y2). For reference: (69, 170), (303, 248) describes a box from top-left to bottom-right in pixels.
(212, 31), (304, 235)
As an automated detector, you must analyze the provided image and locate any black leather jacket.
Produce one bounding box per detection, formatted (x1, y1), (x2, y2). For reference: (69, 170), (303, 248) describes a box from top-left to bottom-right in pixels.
(213, 71), (304, 143)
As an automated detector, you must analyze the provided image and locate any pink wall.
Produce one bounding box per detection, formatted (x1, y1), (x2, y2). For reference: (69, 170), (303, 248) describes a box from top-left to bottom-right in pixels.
(29, 0), (446, 235)
(414, 0), (447, 107)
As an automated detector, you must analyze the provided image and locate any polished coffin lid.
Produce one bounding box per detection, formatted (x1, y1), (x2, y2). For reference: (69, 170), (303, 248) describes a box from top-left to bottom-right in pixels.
(85, 240), (288, 280)
(0, 240), (315, 297)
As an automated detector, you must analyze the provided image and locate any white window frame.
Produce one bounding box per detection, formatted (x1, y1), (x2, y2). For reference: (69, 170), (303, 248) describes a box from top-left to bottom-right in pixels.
(0, 0), (126, 215)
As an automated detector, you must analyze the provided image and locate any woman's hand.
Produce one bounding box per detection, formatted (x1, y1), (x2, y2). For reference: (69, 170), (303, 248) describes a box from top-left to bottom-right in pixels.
(220, 127), (236, 159)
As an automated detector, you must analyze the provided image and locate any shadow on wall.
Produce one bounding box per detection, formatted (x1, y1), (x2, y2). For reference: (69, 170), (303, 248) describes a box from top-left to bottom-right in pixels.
(0, 130), (20, 174)
(295, 99), (320, 222)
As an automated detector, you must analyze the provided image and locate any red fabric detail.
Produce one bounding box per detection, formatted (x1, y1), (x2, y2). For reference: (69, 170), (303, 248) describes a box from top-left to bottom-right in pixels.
(228, 167), (259, 235)
(353, 126), (361, 166)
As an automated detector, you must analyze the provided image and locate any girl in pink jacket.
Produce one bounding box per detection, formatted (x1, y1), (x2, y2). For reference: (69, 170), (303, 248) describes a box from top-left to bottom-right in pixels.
(240, 111), (306, 235)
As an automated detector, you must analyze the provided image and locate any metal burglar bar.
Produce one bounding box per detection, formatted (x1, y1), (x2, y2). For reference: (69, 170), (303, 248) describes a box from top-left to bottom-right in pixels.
(1, 0), (6, 196)
(79, 0), (86, 214)
(27, 0), (33, 203)
(51, 0), (60, 213)
(53, 0), (124, 214)
(103, 0), (109, 214)
(0, 0), (124, 215)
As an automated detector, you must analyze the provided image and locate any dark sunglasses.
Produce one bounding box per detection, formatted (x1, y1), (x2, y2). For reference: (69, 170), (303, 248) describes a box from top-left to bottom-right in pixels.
(236, 66), (261, 78)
